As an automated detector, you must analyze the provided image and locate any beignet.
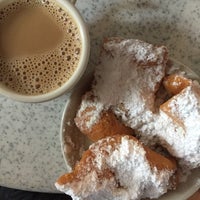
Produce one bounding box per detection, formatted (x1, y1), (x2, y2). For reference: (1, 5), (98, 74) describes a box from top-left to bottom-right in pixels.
(75, 91), (134, 142)
(75, 38), (168, 139)
(56, 135), (178, 200)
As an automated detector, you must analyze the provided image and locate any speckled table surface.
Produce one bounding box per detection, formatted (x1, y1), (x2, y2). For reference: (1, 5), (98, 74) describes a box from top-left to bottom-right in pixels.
(0, 0), (200, 194)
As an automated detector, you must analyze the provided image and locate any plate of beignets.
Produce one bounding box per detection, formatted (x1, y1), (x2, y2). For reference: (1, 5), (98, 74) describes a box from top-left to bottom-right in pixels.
(57, 38), (200, 200)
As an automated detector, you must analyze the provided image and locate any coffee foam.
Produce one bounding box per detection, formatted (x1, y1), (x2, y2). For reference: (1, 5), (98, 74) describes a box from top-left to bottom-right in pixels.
(0, 0), (82, 95)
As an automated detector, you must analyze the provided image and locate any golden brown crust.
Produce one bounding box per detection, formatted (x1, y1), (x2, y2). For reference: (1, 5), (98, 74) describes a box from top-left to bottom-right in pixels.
(163, 74), (192, 95)
(57, 140), (114, 185)
(57, 135), (178, 189)
(75, 109), (134, 142)
(160, 97), (185, 129)
(144, 146), (177, 171)
(75, 38), (169, 142)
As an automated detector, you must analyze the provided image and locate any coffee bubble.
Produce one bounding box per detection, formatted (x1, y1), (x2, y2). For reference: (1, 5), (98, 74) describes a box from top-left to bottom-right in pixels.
(0, 0), (81, 95)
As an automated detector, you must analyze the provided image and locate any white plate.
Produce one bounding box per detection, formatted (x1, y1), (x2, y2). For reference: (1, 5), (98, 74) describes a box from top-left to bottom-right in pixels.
(60, 60), (200, 200)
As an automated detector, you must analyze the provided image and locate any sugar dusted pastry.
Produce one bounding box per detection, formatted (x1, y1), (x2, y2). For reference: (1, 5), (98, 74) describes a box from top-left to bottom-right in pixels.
(159, 82), (200, 168)
(58, 38), (200, 200)
(160, 83), (199, 129)
(74, 38), (200, 169)
(56, 135), (178, 200)
(75, 38), (168, 139)
(163, 74), (192, 95)
(93, 38), (168, 129)
(137, 81), (200, 170)
(75, 91), (134, 142)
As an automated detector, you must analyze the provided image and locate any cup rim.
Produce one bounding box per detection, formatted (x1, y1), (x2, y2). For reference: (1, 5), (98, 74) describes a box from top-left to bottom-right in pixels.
(0, 0), (90, 103)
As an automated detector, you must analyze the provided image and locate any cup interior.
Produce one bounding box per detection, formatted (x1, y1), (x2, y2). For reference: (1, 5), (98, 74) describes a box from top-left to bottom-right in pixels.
(0, 0), (90, 102)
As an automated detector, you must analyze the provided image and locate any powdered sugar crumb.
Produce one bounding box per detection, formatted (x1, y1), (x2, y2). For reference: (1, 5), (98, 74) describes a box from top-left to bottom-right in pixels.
(76, 93), (104, 130)
(92, 39), (167, 129)
(93, 136), (174, 199)
(56, 136), (176, 200)
(137, 84), (200, 172)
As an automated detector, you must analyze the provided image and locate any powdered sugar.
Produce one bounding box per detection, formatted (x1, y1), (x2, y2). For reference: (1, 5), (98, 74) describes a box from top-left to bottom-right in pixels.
(169, 84), (200, 130)
(56, 136), (176, 200)
(77, 38), (199, 171)
(69, 38), (200, 199)
(101, 136), (174, 200)
(76, 92), (104, 130)
(136, 84), (200, 171)
(163, 84), (200, 168)
(92, 39), (167, 129)
(104, 39), (166, 65)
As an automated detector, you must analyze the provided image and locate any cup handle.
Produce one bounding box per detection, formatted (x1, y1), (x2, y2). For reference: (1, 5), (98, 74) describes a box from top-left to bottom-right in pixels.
(69, 0), (77, 5)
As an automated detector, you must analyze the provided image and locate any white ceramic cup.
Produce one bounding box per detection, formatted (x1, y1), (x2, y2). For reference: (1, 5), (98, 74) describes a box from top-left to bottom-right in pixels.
(0, 0), (90, 102)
